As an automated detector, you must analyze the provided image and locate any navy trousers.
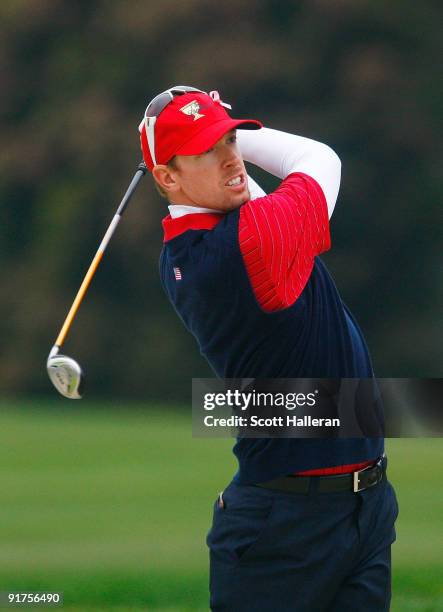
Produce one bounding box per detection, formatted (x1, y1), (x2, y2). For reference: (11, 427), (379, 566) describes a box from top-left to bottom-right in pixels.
(207, 471), (398, 611)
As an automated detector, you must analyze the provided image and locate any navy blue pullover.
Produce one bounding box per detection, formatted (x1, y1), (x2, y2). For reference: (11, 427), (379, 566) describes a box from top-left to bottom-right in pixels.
(160, 205), (383, 484)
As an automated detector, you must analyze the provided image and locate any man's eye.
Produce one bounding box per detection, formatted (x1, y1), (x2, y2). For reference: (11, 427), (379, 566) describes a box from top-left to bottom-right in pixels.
(228, 135), (237, 144)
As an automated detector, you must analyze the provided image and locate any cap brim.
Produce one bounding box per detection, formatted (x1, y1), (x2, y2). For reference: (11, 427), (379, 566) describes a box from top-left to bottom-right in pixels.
(174, 118), (262, 157)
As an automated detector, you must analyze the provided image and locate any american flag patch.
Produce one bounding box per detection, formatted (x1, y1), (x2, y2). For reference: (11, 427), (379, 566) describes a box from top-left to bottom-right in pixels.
(173, 267), (182, 281)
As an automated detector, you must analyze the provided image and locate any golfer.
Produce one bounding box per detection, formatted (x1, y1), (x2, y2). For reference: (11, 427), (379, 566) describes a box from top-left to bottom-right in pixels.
(139, 86), (398, 611)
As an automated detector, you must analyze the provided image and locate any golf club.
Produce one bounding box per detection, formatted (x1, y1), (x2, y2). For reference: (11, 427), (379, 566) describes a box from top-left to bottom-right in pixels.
(47, 161), (147, 399)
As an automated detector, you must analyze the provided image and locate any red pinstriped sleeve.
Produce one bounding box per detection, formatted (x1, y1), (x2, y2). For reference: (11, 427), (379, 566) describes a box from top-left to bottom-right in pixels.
(239, 172), (331, 312)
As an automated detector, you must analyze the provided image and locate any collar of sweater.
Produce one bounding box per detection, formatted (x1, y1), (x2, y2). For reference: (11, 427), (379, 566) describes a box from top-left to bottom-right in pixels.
(168, 204), (223, 219)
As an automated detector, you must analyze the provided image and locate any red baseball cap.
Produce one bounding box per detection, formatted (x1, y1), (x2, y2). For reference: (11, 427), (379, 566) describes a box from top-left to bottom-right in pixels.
(139, 89), (262, 171)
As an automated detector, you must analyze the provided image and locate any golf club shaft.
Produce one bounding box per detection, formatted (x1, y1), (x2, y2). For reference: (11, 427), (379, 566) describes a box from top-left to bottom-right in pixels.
(53, 162), (147, 350)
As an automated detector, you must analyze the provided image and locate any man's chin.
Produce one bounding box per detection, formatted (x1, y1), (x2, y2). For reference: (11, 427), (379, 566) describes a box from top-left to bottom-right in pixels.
(226, 189), (251, 210)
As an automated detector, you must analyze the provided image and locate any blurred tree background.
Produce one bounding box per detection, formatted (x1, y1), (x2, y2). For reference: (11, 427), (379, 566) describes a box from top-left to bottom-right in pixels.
(1, 0), (441, 402)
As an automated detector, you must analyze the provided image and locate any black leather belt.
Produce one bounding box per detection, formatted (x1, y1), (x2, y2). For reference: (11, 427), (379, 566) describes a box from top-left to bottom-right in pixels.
(256, 455), (387, 494)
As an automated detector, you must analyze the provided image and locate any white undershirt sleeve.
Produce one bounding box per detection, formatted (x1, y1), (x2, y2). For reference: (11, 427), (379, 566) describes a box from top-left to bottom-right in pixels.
(247, 174), (267, 199)
(238, 127), (341, 218)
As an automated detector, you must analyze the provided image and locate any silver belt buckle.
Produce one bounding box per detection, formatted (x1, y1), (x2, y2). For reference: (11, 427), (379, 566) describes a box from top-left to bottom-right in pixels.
(353, 456), (384, 492)
(353, 470), (363, 492)
(353, 463), (374, 492)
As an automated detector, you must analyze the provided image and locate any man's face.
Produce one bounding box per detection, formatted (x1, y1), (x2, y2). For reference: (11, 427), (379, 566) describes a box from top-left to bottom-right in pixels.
(159, 130), (250, 212)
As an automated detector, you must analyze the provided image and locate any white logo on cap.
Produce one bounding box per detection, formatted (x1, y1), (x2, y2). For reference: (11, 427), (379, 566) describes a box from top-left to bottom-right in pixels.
(179, 100), (205, 121)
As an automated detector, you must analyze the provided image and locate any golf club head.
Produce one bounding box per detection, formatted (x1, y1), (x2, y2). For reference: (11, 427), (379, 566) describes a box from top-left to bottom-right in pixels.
(47, 352), (84, 399)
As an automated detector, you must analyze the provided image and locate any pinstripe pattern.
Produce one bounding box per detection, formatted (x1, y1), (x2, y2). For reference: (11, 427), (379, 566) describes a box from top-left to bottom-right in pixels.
(239, 172), (331, 312)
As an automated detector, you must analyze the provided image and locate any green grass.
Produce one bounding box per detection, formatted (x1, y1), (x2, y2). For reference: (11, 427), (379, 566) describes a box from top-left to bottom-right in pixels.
(0, 399), (441, 610)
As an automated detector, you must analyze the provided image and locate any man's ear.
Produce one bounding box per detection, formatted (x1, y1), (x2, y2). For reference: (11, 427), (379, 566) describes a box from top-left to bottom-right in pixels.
(152, 164), (181, 194)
